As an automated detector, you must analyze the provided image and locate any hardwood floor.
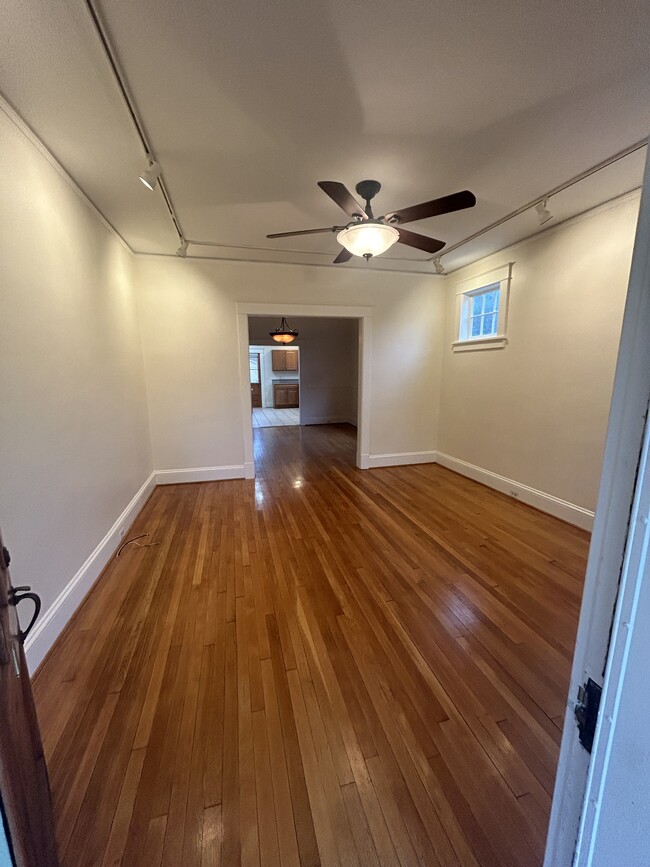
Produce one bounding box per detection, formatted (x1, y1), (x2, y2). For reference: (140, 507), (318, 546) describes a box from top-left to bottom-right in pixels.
(33, 424), (589, 866)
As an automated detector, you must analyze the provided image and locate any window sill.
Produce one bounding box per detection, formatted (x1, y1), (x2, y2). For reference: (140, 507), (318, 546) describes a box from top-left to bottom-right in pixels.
(452, 336), (508, 352)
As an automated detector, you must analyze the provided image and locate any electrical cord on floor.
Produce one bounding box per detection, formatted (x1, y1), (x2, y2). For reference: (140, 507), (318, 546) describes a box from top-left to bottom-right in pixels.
(116, 533), (160, 557)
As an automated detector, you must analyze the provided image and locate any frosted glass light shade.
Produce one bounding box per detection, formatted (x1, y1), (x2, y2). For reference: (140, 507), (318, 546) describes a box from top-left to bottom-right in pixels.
(269, 317), (298, 343)
(337, 222), (399, 258)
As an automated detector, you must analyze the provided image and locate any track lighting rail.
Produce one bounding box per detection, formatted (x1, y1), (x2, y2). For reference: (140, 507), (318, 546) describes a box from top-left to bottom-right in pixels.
(84, 0), (185, 244)
(82, 0), (646, 268)
(437, 138), (647, 261)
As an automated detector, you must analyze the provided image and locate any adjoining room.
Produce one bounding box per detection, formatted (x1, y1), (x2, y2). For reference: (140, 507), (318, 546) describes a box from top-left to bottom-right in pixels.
(249, 344), (301, 428)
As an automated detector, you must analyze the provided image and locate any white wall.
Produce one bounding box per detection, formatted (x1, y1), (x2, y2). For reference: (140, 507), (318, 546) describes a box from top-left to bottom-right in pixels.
(438, 193), (640, 520)
(0, 104), (153, 669)
(135, 259), (446, 470)
(249, 317), (358, 423)
(298, 318), (358, 425)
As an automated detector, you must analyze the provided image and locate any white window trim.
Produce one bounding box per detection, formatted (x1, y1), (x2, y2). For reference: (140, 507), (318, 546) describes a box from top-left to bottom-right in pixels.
(452, 262), (514, 352)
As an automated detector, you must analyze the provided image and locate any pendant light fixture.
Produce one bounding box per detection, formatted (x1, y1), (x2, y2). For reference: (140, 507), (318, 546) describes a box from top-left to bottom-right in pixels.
(269, 317), (299, 344)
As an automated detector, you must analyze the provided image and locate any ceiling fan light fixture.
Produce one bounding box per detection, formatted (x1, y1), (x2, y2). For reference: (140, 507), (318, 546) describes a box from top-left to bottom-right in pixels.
(269, 317), (299, 344)
(139, 159), (161, 191)
(337, 222), (399, 260)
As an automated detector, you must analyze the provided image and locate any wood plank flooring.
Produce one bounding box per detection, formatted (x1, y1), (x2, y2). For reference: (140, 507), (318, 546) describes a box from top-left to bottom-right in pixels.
(33, 423), (589, 866)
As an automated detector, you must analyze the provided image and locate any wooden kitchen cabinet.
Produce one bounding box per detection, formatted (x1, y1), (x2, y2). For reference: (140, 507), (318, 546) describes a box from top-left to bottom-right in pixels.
(272, 349), (299, 371)
(273, 383), (299, 408)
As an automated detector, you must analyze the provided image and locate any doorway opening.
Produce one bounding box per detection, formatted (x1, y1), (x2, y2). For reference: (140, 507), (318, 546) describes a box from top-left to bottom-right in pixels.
(237, 304), (372, 478)
(249, 343), (301, 428)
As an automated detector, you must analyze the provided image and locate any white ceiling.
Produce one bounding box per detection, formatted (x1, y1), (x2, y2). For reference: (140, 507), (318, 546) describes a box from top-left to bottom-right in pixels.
(1, 0), (649, 273)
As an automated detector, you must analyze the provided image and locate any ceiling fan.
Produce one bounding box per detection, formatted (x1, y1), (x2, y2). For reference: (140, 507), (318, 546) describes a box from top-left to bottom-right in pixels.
(267, 180), (476, 264)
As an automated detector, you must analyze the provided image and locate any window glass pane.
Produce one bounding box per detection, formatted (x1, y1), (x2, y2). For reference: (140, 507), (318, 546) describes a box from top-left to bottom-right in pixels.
(482, 313), (496, 335)
(483, 290), (496, 313)
(460, 284), (502, 343)
(249, 354), (260, 383)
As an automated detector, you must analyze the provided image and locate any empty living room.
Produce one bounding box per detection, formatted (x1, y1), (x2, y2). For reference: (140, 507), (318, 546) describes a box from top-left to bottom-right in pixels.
(1, 2), (650, 866)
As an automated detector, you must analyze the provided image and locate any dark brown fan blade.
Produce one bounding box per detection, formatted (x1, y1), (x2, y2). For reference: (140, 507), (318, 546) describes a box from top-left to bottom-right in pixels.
(333, 248), (353, 264)
(383, 190), (476, 225)
(396, 228), (446, 255)
(267, 226), (344, 239)
(318, 182), (368, 219)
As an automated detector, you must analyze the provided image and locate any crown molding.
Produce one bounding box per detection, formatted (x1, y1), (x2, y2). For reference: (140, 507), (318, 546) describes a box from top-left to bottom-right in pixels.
(134, 250), (443, 277)
(0, 91), (133, 253)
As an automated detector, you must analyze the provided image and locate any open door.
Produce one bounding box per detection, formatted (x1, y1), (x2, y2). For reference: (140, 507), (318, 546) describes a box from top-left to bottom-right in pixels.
(0, 531), (58, 866)
(545, 148), (650, 863)
(250, 351), (262, 408)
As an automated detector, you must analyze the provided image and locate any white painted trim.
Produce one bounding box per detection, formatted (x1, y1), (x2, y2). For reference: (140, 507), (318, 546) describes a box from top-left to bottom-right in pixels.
(368, 451), (437, 469)
(236, 302), (373, 318)
(24, 471), (156, 673)
(435, 451), (594, 530)
(238, 314), (256, 478)
(155, 465), (246, 485)
(238, 304), (372, 476)
(0, 92), (132, 253)
(356, 316), (371, 469)
(135, 251), (442, 276)
(454, 262), (513, 348)
(452, 336), (508, 352)
(575, 413), (650, 865)
(455, 262), (514, 294)
(301, 416), (356, 426)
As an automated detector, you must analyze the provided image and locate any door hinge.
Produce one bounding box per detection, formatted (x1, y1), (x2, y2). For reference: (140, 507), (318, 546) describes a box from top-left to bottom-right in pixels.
(575, 678), (602, 753)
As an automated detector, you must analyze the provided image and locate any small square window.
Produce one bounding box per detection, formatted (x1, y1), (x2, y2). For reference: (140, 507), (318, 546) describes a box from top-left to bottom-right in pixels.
(461, 284), (500, 341)
(453, 263), (512, 352)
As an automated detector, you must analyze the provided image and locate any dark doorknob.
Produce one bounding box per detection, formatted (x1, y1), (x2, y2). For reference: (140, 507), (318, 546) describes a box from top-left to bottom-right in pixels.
(9, 586), (41, 642)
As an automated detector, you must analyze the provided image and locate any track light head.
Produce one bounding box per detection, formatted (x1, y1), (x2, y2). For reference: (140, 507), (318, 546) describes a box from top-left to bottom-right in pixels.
(176, 240), (189, 258)
(433, 257), (445, 275)
(535, 198), (553, 226)
(139, 159), (161, 191)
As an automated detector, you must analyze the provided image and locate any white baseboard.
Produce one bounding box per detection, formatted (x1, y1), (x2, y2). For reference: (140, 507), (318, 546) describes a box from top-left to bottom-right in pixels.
(301, 416), (355, 426)
(155, 465), (246, 485)
(25, 471), (157, 673)
(435, 451), (595, 531)
(368, 451), (437, 469)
